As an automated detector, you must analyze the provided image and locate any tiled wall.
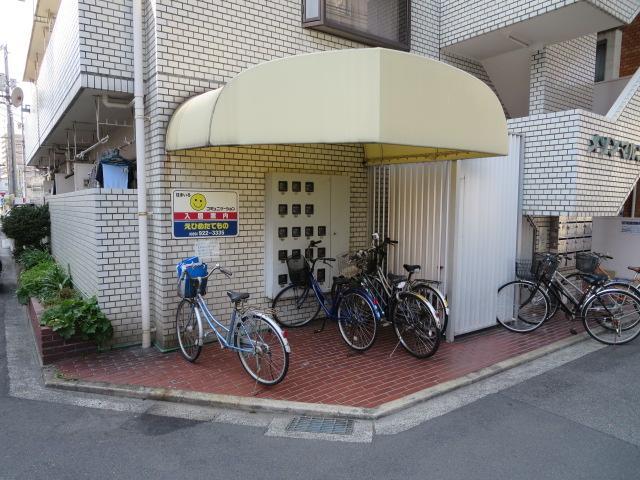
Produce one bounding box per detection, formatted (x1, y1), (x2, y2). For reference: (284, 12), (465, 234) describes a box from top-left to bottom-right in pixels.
(33, 0), (81, 148)
(441, 0), (639, 48)
(529, 35), (597, 115)
(49, 189), (141, 345)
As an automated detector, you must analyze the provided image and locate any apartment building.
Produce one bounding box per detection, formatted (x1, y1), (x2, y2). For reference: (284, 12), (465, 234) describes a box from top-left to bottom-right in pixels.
(20, 0), (640, 348)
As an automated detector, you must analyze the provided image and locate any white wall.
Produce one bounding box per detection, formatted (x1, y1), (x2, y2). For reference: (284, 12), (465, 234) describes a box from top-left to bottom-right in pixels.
(450, 134), (522, 336)
(591, 216), (640, 279)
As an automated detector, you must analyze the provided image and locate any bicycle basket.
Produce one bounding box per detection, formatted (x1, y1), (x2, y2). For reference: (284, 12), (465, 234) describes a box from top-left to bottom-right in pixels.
(575, 252), (599, 273)
(177, 257), (208, 298)
(532, 253), (559, 281)
(515, 259), (534, 281)
(286, 254), (310, 287)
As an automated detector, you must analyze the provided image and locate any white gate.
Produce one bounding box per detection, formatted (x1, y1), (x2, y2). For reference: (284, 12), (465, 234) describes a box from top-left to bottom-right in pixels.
(371, 162), (451, 289)
(450, 134), (522, 336)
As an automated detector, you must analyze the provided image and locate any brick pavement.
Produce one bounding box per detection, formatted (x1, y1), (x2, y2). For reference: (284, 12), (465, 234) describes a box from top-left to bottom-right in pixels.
(53, 316), (581, 409)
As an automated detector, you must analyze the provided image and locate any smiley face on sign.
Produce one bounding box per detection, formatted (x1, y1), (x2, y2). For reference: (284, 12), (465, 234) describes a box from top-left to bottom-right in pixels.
(190, 193), (207, 211)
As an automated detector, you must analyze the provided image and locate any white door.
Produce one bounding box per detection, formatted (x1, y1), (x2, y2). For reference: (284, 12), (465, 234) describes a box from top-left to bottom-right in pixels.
(450, 134), (522, 336)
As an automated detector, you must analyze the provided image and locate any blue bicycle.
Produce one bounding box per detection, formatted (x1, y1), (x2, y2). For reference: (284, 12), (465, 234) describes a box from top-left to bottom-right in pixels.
(176, 257), (290, 385)
(271, 241), (382, 351)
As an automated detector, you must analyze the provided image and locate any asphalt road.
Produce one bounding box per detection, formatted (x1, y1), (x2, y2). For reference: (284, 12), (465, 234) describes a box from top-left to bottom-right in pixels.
(1, 247), (640, 480)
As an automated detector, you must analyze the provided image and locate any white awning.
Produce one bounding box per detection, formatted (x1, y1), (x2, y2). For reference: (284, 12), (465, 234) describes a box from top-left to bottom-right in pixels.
(166, 48), (509, 164)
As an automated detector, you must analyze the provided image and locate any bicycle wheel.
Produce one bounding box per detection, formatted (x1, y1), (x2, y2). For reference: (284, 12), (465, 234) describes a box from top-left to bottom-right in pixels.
(496, 280), (549, 333)
(411, 282), (449, 335)
(582, 289), (640, 345)
(234, 313), (290, 385)
(271, 284), (321, 328)
(337, 292), (378, 351)
(176, 299), (202, 362)
(393, 292), (441, 358)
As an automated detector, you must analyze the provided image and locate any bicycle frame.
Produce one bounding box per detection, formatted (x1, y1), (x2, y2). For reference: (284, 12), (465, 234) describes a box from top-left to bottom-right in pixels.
(191, 294), (255, 354)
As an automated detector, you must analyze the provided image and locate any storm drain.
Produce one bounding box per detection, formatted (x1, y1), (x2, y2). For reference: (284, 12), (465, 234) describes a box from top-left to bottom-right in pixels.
(285, 416), (355, 435)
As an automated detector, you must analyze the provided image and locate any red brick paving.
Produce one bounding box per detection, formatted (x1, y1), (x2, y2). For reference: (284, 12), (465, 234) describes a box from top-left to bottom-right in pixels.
(53, 315), (583, 408)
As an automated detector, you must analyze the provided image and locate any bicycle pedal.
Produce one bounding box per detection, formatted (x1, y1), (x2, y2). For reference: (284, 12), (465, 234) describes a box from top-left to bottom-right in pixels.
(380, 320), (392, 328)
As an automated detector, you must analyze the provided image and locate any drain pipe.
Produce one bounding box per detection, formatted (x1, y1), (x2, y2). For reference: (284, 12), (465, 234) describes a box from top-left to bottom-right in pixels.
(133, 0), (151, 349)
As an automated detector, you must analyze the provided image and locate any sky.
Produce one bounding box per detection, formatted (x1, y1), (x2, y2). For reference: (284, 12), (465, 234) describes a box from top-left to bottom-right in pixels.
(0, 0), (35, 135)
(0, 0), (34, 80)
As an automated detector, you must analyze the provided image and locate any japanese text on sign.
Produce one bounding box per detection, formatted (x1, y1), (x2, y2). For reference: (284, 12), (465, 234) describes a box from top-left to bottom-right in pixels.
(172, 190), (239, 238)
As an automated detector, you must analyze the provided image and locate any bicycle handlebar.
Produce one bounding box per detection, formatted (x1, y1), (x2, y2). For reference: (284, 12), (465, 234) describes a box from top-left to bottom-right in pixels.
(593, 251), (614, 260)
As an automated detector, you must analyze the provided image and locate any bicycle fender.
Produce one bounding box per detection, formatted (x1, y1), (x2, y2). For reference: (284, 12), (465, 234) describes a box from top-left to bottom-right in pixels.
(242, 310), (291, 353)
(580, 287), (640, 320)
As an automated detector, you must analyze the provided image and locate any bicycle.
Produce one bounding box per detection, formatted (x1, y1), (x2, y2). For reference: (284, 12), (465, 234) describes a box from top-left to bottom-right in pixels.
(564, 251), (640, 297)
(271, 240), (382, 351)
(497, 252), (640, 345)
(348, 239), (441, 358)
(176, 257), (290, 385)
(368, 233), (449, 336)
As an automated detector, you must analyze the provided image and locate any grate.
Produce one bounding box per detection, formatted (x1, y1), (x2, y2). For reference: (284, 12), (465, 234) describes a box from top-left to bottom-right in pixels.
(285, 416), (355, 435)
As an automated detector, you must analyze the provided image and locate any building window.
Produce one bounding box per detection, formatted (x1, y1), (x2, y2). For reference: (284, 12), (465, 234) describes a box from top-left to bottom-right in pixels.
(302, 0), (410, 51)
(595, 39), (607, 82)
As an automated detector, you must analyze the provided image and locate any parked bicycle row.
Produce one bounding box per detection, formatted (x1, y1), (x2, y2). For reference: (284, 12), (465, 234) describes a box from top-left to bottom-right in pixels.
(173, 233), (447, 385)
(497, 251), (640, 345)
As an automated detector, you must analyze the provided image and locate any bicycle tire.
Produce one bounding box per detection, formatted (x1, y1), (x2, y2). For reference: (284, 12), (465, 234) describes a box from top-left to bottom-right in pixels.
(271, 284), (321, 328)
(582, 288), (640, 345)
(234, 312), (290, 385)
(176, 299), (202, 362)
(337, 291), (378, 351)
(393, 291), (441, 358)
(496, 280), (549, 333)
(411, 282), (449, 335)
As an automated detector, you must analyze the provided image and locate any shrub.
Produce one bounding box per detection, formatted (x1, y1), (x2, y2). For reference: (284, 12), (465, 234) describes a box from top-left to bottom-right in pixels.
(1, 204), (50, 255)
(17, 248), (54, 270)
(16, 261), (71, 305)
(41, 297), (113, 346)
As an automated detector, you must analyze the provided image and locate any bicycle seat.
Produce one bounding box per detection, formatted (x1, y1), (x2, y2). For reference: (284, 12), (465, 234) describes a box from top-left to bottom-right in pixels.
(227, 291), (250, 303)
(388, 273), (407, 284)
(628, 266), (640, 274)
(403, 264), (421, 274)
(582, 274), (609, 286)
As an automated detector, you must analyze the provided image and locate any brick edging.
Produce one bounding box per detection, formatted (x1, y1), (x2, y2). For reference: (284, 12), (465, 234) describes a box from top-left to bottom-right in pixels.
(26, 298), (97, 365)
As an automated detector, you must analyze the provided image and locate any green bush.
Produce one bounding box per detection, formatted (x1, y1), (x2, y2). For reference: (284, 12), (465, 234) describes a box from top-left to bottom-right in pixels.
(41, 297), (113, 346)
(16, 261), (72, 305)
(1, 204), (50, 255)
(17, 248), (54, 270)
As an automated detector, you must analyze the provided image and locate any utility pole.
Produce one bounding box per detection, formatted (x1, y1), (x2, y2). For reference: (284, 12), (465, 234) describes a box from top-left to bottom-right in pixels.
(2, 44), (16, 195)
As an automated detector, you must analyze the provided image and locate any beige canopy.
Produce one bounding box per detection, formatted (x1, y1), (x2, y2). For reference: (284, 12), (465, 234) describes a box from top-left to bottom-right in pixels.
(166, 48), (508, 164)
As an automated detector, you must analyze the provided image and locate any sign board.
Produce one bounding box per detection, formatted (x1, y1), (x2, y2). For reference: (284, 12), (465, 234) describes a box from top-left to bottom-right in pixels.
(588, 134), (640, 161)
(621, 220), (640, 235)
(172, 189), (239, 238)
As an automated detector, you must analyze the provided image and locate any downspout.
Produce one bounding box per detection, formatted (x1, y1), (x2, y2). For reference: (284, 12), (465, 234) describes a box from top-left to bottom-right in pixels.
(133, 0), (151, 348)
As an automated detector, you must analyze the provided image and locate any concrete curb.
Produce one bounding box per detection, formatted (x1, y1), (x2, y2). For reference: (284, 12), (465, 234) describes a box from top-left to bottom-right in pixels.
(43, 331), (591, 420)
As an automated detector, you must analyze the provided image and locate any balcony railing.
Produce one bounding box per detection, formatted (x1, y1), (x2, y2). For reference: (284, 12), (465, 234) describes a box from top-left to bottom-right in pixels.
(302, 0), (410, 50)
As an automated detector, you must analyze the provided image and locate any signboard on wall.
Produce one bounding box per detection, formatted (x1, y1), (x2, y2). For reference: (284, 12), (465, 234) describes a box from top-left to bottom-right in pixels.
(621, 220), (640, 235)
(172, 189), (239, 238)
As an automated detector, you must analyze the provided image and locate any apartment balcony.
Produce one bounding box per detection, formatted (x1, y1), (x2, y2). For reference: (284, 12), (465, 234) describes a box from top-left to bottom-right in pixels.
(442, 0), (639, 61)
(508, 69), (640, 216)
(23, 0), (134, 166)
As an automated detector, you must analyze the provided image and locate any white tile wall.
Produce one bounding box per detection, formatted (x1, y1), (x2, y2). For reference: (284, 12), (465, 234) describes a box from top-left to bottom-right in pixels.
(49, 189), (141, 345)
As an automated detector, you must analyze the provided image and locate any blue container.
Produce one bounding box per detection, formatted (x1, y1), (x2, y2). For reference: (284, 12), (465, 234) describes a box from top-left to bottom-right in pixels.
(177, 257), (208, 298)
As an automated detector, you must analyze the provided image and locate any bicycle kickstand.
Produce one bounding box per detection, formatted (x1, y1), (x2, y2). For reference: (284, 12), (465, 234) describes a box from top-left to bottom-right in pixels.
(314, 316), (327, 334)
(569, 314), (578, 335)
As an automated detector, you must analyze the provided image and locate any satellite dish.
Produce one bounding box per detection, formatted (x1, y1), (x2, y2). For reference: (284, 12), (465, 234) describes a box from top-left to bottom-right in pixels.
(10, 87), (23, 108)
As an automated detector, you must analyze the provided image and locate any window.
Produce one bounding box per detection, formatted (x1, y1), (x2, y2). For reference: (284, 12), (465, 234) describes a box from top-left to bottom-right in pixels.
(595, 39), (607, 82)
(302, 0), (410, 51)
